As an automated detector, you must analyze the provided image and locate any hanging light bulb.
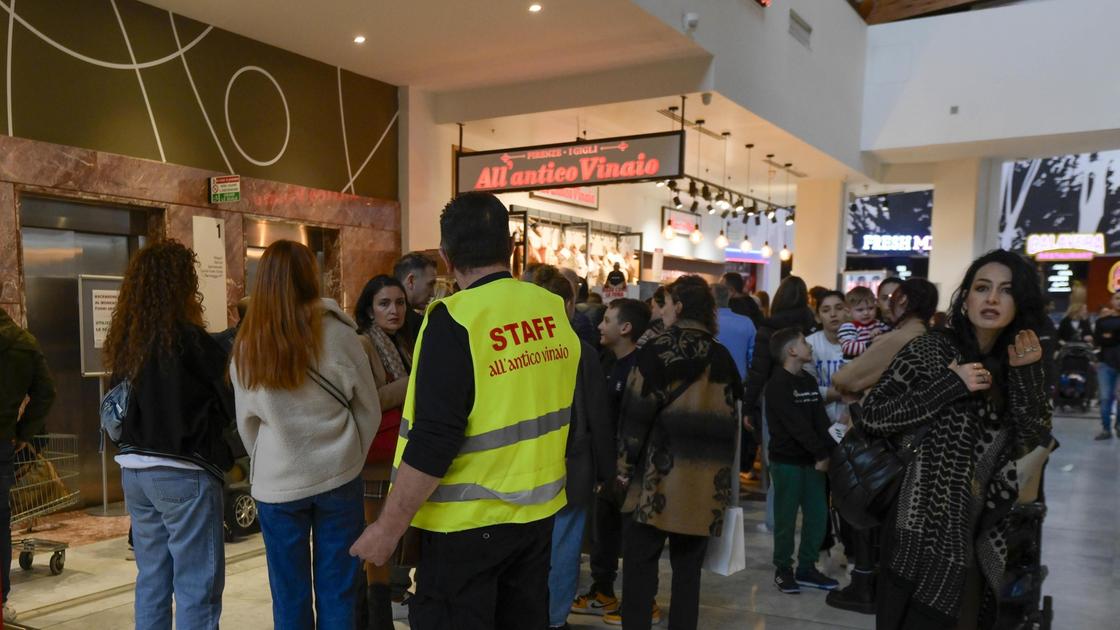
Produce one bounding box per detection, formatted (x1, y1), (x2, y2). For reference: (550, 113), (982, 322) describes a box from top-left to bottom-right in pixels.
(761, 241), (773, 259)
(716, 229), (729, 249)
(673, 195), (683, 209)
(690, 226), (703, 244)
(739, 237), (752, 251)
(779, 244), (792, 261)
(662, 219), (676, 241)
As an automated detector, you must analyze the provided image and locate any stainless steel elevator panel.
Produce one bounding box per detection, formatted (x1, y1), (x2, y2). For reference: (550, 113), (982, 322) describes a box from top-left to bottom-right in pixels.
(19, 197), (148, 507)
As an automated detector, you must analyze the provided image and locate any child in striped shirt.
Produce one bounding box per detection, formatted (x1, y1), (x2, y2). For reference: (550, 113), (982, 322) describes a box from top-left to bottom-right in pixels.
(837, 286), (890, 359)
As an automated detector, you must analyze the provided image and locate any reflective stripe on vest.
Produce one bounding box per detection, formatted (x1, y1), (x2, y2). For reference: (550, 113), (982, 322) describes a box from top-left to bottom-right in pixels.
(393, 278), (580, 533)
(398, 406), (570, 455)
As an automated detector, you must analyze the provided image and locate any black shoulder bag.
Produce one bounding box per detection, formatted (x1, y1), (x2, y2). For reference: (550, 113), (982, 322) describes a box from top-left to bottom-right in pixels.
(828, 402), (931, 529)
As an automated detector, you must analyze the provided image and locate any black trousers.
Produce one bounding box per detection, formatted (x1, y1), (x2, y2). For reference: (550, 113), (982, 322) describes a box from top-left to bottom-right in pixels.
(590, 491), (623, 593)
(408, 516), (554, 630)
(621, 520), (709, 630)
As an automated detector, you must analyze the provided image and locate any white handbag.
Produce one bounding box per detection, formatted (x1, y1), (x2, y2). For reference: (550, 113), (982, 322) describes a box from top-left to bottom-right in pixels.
(703, 402), (747, 576)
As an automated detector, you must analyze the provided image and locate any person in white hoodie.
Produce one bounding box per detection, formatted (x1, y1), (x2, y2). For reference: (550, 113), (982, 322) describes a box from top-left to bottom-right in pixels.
(230, 240), (379, 630)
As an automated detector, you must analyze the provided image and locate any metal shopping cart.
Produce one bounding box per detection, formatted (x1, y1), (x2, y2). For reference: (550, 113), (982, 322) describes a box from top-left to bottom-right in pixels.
(10, 434), (81, 576)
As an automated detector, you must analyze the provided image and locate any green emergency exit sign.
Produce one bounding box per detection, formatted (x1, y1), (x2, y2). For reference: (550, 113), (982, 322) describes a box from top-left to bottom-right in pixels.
(209, 175), (241, 203)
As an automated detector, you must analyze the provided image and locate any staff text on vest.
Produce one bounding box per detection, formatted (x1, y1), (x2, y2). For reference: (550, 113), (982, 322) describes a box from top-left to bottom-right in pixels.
(489, 316), (558, 351)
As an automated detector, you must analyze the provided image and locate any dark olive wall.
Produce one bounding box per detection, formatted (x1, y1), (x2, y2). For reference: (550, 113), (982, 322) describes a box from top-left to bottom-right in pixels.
(0, 0), (398, 199)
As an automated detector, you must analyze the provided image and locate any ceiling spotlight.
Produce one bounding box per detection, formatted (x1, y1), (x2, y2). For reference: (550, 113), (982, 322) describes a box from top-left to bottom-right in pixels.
(688, 180), (699, 197)
(529, 3), (543, 12)
(716, 230), (729, 249)
(767, 208), (777, 220)
(754, 215), (761, 226)
(667, 180), (679, 192)
(720, 209), (730, 219)
(656, 179), (667, 188)
(750, 200), (759, 215)
(690, 199), (699, 213)
(734, 197), (746, 213)
(353, 35), (367, 44)
(663, 219), (676, 241)
(739, 237), (752, 251)
(701, 184), (711, 201)
(690, 226), (703, 244)
(785, 213), (795, 226)
(770, 213), (778, 224)
(673, 195), (683, 209)
(707, 204), (716, 215)
(780, 245), (792, 261)
(761, 241), (773, 259)
(741, 212), (750, 224)
(715, 191), (726, 208)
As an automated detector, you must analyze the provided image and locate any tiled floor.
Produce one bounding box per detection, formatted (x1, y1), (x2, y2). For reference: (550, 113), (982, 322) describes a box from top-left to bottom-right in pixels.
(8, 412), (1118, 629)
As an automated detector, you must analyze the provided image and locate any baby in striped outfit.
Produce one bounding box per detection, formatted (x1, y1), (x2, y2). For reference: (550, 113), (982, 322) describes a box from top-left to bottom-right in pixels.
(837, 286), (890, 359)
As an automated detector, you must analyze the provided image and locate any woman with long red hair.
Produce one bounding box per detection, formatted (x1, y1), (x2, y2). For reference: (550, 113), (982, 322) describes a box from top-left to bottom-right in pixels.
(104, 240), (234, 630)
(230, 240), (379, 629)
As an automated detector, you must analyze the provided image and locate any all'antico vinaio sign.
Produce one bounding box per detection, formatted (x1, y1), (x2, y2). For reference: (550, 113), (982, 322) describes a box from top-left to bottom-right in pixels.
(456, 131), (684, 195)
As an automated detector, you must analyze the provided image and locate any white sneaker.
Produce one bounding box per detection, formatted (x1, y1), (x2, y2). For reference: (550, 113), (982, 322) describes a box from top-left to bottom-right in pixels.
(4, 603), (18, 621)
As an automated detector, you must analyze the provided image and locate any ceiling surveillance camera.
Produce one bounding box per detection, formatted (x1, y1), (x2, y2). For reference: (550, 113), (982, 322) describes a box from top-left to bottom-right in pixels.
(682, 12), (699, 32)
(701, 92), (713, 106)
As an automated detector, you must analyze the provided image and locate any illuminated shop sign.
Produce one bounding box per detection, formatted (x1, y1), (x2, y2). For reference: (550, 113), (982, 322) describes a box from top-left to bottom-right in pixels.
(456, 131), (684, 194)
(1026, 232), (1105, 261)
(861, 234), (931, 253)
(1047, 263), (1074, 294)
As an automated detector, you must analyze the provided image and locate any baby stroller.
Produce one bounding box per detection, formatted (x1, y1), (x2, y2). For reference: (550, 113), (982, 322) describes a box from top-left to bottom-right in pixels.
(995, 440), (1055, 630)
(1053, 343), (1096, 412)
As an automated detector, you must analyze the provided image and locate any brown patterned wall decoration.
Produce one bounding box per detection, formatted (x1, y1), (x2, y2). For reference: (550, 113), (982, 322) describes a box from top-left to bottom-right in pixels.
(0, 0), (398, 199)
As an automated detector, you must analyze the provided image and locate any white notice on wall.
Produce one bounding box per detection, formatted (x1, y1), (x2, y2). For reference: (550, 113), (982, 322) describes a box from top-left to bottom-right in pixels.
(91, 290), (118, 349)
(192, 215), (228, 333)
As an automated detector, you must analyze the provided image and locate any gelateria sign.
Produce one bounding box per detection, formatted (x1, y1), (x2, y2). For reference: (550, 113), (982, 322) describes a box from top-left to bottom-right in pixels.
(1025, 232), (1106, 261)
(456, 131), (684, 194)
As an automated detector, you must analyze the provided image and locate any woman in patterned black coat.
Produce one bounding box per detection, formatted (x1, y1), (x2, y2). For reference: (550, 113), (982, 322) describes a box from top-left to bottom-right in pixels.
(616, 275), (741, 630)
(860, 250), (1052, 630)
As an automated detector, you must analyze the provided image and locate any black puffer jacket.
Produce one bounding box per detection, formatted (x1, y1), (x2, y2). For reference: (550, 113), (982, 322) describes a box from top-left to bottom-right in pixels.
(742, 307), (816, 423)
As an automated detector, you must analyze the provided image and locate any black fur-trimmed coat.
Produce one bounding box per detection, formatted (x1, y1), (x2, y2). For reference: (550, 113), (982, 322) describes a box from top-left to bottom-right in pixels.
(617, 321), (742, 537)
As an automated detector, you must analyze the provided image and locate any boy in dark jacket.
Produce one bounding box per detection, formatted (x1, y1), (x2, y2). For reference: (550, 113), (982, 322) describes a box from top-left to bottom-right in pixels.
(765, 327), (839, 595)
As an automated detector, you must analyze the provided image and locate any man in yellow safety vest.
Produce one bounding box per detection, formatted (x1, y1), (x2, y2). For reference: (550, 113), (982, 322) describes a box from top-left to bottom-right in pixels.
(350, 192), (581, 629)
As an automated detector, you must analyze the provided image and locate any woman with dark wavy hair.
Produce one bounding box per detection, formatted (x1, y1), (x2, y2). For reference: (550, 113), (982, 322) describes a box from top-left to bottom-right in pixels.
(104, 240), (234, 630)
(614, 275), (740, 630)
(859, 250), (1052, 629)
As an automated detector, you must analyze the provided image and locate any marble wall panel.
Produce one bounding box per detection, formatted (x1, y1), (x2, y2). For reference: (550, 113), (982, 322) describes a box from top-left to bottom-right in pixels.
(340, 226), (401, 311)
(0, 303), (22, 325)
(0, 184), (20, 304)
(0, 135), (400, 328)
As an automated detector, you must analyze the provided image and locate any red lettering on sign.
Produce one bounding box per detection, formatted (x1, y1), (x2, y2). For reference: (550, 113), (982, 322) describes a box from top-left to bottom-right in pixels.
(490, 317), (560, 351)
(521, 320), (539, 343)
(503, 322), (522, 345)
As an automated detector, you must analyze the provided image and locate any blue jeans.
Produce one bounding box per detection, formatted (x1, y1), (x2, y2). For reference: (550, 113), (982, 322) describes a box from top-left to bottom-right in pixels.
(256, 476), (364, 630)
(548, 504), (587, 626)
(1099, 363), (1119, 431)
(122, 467), (225, 630)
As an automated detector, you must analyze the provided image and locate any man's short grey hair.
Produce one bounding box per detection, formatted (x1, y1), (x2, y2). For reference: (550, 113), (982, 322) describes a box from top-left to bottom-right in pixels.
(713, 283), (732, 308)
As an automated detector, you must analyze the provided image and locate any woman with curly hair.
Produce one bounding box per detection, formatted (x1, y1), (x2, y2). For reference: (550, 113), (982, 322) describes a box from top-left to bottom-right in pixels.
(105, 240), (235, 630)
(614, 275), (741, 630)
(859, 250), (1052, 629)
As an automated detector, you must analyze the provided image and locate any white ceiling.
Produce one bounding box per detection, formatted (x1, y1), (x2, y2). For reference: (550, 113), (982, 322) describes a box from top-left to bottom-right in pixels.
(463, 92), (872, 204)
(145, 0), (704, 90)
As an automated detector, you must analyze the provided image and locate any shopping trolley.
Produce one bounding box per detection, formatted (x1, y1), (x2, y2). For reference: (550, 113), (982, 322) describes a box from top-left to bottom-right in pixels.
(10, 434), (81, 575)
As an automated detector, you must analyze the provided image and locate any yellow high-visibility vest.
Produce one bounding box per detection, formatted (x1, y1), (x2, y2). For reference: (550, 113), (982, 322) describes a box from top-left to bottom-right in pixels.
(394, 277), (580, 533)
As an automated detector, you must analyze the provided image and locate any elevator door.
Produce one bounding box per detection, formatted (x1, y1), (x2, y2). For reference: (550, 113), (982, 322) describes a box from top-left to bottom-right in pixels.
(20, 196), (148, 506)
